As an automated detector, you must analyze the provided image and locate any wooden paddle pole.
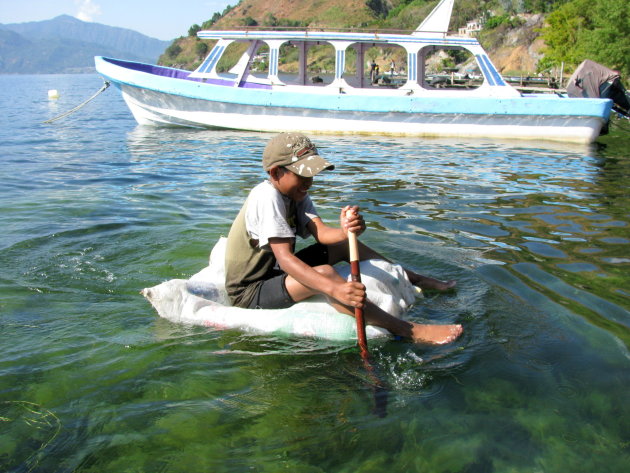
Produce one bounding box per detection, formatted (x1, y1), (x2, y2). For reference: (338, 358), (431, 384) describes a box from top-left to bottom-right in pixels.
(346, 209), (387, 418)
(346, 211), (369, 359)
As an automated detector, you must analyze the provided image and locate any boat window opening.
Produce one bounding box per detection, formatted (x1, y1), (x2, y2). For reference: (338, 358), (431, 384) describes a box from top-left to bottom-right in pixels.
(359, 45), (407, 89)
(344, 47), (358, 75)
(249, 43), (270, 79)
(215, 41), (249, 75)
(275, 41), (340, 86)
(273, 42), (305, 85)
(278, 43), (299, 75)
(307, 43), (335, 85)
(418, 46), (482, 90)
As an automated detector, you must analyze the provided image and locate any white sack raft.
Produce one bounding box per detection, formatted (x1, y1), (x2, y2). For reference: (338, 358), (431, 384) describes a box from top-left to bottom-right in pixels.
(142, 238), (421, 341)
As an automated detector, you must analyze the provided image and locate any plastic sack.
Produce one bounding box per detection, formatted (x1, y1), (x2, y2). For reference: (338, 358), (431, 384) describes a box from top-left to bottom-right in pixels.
(142, 237), (420, 341)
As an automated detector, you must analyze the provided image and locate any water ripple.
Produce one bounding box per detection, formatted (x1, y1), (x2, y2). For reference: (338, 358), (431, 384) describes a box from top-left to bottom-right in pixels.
(2, 74), (630, 472)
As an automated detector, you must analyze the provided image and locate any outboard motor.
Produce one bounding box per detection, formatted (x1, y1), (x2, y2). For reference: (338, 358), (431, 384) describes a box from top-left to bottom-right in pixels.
(599, 77), (630, 117)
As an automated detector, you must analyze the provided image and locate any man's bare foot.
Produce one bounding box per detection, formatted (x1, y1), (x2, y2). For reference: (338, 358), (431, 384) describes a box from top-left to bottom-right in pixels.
(412, 275), (457, 292)
(411, 323), (463, 345)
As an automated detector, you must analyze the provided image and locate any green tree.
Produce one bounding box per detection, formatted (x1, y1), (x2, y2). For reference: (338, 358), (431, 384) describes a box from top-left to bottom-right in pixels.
(195, 42), (209, 58)
(540, 0), (591, 68)
(367, 0), (390, 17)
(202, 13), (222, 29)
(540, 0), (629, 77)
(582, 0), (630, 76)
(485, 14), (511, 29)
(263, 13), (278, 27)
(522, 0), (570, 13)
(243, 16), (258, 27)
(165, 42), (182, 59)
(188, 24), (201, 37)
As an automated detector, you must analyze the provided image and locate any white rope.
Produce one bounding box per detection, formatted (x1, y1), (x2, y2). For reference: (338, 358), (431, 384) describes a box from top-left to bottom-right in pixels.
(43, 81), (110, 124)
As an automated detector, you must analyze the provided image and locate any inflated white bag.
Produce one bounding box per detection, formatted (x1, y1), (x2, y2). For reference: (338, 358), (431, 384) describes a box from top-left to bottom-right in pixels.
(142, 238), (420, 341)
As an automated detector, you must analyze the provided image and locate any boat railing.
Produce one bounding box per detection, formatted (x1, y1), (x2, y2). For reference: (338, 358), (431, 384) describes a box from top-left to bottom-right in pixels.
(200, 25), (452, 37)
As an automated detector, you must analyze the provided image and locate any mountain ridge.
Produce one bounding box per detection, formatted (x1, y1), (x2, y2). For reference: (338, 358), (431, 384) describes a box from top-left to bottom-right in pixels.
(0, 15), (170, 74)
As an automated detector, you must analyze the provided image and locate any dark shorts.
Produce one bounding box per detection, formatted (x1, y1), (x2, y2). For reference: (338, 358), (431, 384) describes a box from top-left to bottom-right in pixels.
(246, 243), (329, 310)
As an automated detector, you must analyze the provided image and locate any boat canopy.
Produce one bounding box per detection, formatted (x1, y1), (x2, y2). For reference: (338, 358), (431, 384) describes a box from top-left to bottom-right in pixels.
(191, 29), (511, 93)
(190, 0), (516, 94)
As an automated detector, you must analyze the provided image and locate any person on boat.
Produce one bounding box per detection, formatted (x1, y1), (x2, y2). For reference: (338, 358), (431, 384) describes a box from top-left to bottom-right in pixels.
(224, 132), (462, 345)
(370, 60), (377, 84)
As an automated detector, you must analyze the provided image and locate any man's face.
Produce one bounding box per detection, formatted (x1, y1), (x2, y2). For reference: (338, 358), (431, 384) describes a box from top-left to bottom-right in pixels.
(275, 167), (313, 202)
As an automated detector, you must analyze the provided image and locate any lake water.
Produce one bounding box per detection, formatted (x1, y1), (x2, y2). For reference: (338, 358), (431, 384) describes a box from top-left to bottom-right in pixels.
(1, 73), (629, 472)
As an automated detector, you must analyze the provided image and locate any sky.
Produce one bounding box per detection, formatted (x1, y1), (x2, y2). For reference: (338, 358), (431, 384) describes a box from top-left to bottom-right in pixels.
(0, 0), (235, 40)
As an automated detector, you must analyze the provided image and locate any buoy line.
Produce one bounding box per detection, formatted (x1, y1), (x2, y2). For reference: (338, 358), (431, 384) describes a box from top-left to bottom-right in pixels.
(43, 81), (110, 124)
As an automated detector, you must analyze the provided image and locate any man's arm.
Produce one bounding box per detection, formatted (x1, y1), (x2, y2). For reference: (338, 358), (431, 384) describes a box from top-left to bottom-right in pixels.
(269, 237), (365, 307)
(270, 238), (335, 295)
(307, 205), (365, 245)
(307, 217), (345, 245)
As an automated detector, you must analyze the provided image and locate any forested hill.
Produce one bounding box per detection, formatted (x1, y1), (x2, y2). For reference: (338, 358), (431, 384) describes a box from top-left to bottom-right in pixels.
(159, 0), (629, 81)
(0, 15), (169, 74)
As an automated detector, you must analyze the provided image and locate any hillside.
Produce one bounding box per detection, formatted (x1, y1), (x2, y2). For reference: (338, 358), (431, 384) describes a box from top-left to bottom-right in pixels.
(158, 0), (547, 76)
(476, 13), (546, 75)
(158, 0), (385, 70)
(214, 0), (377, 28)
(0, 15), (170, 74)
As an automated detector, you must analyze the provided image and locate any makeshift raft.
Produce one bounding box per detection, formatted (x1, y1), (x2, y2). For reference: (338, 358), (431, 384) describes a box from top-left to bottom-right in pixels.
(142, 238), (420, 341)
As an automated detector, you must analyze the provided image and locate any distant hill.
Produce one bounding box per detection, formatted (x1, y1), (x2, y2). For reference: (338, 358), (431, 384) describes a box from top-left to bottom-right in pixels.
(0, 15), (170, 74)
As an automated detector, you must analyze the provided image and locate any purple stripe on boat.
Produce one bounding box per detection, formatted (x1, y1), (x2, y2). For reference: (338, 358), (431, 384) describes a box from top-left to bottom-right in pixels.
(103, 57), (272, 90)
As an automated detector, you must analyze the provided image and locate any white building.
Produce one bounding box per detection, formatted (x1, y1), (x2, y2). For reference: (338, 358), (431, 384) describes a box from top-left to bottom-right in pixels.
(458, 19), (484, 37)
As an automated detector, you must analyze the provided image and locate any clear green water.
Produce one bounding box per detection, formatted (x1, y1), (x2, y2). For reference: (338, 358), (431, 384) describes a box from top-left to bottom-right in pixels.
(0, 74), (629, 472)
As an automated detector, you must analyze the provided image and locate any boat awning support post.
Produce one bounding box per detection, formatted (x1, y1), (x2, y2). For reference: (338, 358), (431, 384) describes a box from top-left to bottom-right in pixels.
(356, 43), (366, 88)
(266, 40), (285, 84)
(330, 41), (350, 88)
(298, 42), (307, 85)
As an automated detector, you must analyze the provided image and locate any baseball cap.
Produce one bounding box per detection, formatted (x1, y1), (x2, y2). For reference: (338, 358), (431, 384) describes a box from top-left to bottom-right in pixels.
(262, 133), (334, 177)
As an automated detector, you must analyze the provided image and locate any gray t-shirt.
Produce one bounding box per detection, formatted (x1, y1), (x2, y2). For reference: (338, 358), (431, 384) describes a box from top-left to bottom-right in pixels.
(245, 180), (318, 248)
(225, 180), (319, 307)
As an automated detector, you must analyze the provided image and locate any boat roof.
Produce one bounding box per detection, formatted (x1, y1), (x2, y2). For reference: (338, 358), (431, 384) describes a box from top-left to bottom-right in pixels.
(197, 29), (479, 47)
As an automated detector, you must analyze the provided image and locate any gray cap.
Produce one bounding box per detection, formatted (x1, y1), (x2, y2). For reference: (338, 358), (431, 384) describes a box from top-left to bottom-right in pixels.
(262, 133), (334, 177)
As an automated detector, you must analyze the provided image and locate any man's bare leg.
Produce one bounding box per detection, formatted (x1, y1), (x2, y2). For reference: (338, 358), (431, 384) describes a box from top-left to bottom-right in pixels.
(328, 298), (462, 345)
(286, 266), (462, 345)
(405, 271), (457, 292)
(328, 241), (457, 293)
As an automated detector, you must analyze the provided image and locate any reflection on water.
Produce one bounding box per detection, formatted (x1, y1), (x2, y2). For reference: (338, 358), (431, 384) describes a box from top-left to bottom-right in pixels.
(1, 74), (629, 472)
